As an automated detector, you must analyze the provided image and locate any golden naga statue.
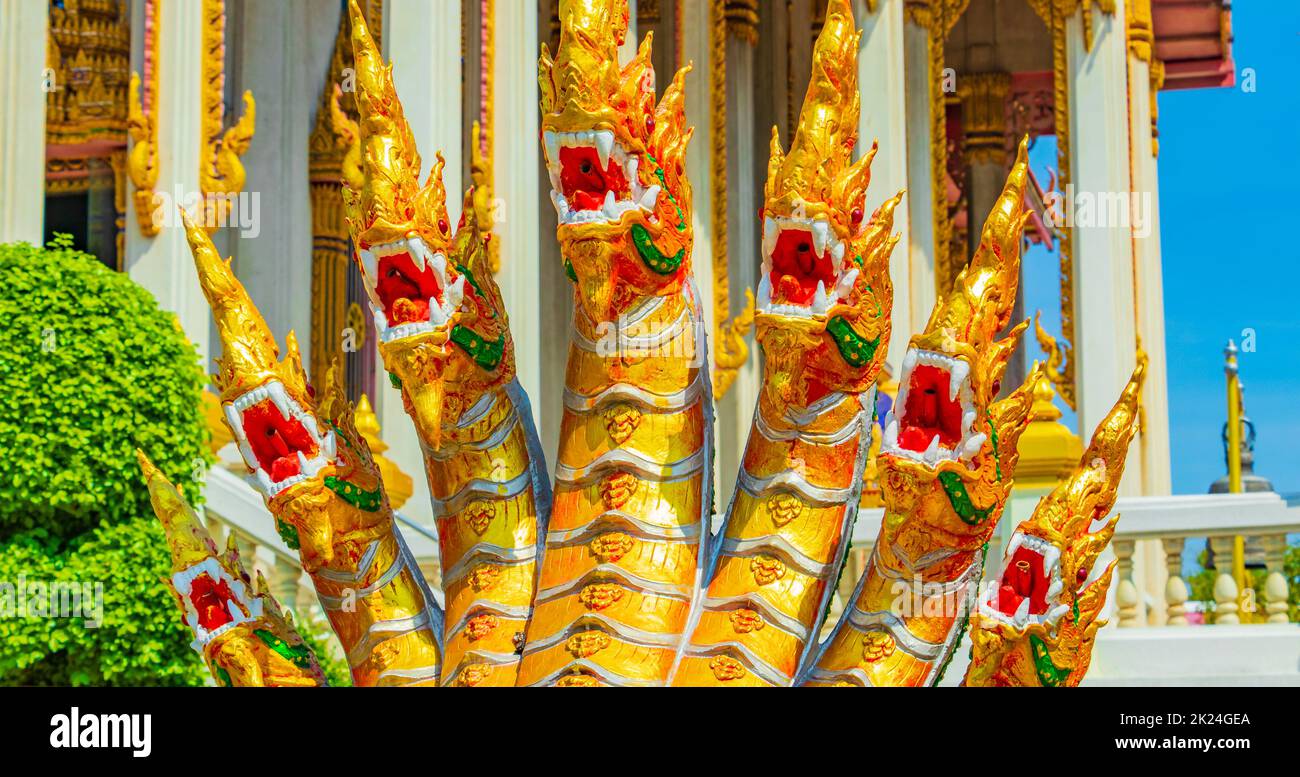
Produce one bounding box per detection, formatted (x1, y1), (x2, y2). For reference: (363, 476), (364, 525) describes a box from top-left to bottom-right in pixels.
(140, 0), (1141, 687)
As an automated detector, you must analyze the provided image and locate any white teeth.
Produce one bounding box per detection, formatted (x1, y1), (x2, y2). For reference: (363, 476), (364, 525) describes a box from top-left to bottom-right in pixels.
(430, 252), (449, 285)
(811, 220), (831, 256)
(625, 157), (639, 187)
(834, 268), (859, 301)
(923, 434), (942, 464)
(267, 382), (293, 421)
(594, 130), (614, 170)
(254, 468), (274, 494)
(1047, 578), (1064, 600)
(882, 416), (899, 447)
(429, 301), (448, 327)
(445, 275), (466, 309)
(320, 430), (337, 460)
(223, 403), (242, 435)
(902, 349), (918, 373)
(1047, 603), (1070, 623)
(756, 273), (772, 309)
(831, 241), (845, 262)
(237, 440), (258, 471)
(960, 433), (987, 460)
(1014, 598), (1031, 624)
(226, 599), (244, 622)
(638, 184), (660, 210)
(296, 451), (310, 472)
(762, 217), (778, 258)
(359, 248), (378, 282)
(949, 360), (970, 401)
(962, 410), (977, 434)
(408, 241), (428, 272)
(813, 281), (830, 315)
(543, 131), (560, 165)
(603, 189), (617, 216)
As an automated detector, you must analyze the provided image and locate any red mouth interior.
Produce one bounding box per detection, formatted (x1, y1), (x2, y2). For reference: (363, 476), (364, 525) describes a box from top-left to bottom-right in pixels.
(996, 545), (1051, 617)
(769, 229), (836, 307)
(189, 573), (240, 632)
(375, 250), (443, 326)
(559, 146), (628, 212)
(240, 401), (318, 483)
(898, 364), (965, 452)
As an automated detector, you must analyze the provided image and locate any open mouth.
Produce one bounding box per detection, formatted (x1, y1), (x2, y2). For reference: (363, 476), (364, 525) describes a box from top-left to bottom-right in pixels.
(757, 215), (856, 318)
(543, 129), (660, 225)
(980, 532), (1069, 629)
(172, 557), (262, 648)
(224, 380), (336, 498)
(357, 236), (466, 344)
(880, 348), (984, 465)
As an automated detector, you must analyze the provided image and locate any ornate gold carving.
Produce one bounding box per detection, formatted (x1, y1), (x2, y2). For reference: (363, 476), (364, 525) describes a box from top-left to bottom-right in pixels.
(589, 532), (634, 563)
(468, 563), (502, 592)
(749, 554), (786, 586)
(602, 403), (643, 444)
(555, 672), (600, 687)
(637, 0), (661, 26)
(566, 631), (611, 658)
(861, 630), (896, 662)
(724, 0), (759, 45)
(765, 492), (804, 527)
(199, 0), (255, 232)
(598, 471), (639, 510)
(465, 613), (500, 641)
(957, 72), (1011, 166)
(729, 609), (765, 634)
(456, 663), (492, 686)
(46, 0), (131, 145)
(904, 1), (970, 294)
(709, 654), (747, 681)
(710, 0), (755, 398)
(471, 0), (500, 274)
(578, 583), (625, 611)
(465, 500), (496, 535)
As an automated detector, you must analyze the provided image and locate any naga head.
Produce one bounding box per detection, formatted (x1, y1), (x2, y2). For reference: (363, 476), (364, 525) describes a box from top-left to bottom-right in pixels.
(540, 0), (693, 322)
(183, 213), (389, 574)
(137, 452), (326, 686)
(877, 139), (1037, 553)
(757, 0), (900, 409)
(344, 0), (515, 449)
(967, 360), (1145, 687)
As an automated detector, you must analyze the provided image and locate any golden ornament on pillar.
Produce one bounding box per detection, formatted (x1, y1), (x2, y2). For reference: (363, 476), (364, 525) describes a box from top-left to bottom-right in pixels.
(1010, 364), (1083, 491)
(199, 0), (256, 233)
(352, 394), (414, 511)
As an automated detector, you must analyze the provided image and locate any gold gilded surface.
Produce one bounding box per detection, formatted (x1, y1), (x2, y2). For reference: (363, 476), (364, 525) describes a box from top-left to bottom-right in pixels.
(965, 360), (1144, 687)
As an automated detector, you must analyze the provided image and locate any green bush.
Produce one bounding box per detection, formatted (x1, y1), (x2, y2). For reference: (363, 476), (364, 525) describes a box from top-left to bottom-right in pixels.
(0, 236), (210, 541)
(0, 237), (212, 685)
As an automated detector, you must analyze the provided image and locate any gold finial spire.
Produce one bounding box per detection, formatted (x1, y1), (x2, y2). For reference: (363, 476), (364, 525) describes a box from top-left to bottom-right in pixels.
(181, 209), (307, 402)
(346, 0), (448, 249)
(765, 0), (866, 223)
(137, 450), (220, 573)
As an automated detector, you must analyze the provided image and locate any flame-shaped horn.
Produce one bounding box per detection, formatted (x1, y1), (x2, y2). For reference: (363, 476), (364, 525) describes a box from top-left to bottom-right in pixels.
(765, 0), (862, 212)
(137, 450), (220, 573)
(181, 209), (299, 402)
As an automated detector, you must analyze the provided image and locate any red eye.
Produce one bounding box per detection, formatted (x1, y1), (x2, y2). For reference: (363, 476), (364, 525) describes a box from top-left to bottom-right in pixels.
(438, 218), (449, 234)
(1076, 567), (1088, 585)
(645, 116), (655, 135)
(851, 207), (864, 225)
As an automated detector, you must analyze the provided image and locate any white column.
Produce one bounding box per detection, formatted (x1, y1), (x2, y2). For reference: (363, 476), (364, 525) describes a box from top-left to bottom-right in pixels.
(230, 0), (324, 361)
(1067, 2), (1137, 491)
(680, 0), (718, 515)
(0, 0), (48, 244)
(494, 0), (543, 427)
(902, 19), (936, 341)
(125, 0), (209, 367)
(856, 0), (911, 367)
(716, 23), (759, 506)
(378, 0), (464, 525)
(620, 0), (639, 63)
(1127, 54), (1171, 497)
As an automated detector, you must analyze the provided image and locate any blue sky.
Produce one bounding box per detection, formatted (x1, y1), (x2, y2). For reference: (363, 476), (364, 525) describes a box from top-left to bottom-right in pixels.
(1021, 2), (1298, 497)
